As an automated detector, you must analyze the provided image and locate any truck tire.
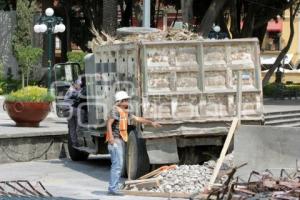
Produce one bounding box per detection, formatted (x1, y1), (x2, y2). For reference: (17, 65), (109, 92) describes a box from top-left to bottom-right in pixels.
(67, 133), (89, 161)
(126, 130), (150, 180)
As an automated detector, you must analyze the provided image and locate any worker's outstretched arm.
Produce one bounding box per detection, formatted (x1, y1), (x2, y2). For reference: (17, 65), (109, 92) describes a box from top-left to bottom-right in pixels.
(132, 116), (161, 128)
(106, 118), (115, 144)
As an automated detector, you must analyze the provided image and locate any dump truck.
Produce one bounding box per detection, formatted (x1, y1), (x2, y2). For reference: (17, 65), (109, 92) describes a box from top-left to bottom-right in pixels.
(65, 37), (263, 179)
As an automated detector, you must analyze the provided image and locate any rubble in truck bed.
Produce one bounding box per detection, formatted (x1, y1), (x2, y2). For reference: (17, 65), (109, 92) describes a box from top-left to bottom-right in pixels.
(90, 27), (206, 48)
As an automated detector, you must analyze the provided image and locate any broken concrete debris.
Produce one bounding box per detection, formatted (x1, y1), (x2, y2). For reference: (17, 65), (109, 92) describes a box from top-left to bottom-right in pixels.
(124, 158), (300, 200)
(91, 28), (207, 48)
(124, 154), (234, 194)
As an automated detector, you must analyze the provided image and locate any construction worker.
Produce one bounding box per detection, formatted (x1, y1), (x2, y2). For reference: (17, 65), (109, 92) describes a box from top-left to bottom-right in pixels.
(106, 91), (161, 196)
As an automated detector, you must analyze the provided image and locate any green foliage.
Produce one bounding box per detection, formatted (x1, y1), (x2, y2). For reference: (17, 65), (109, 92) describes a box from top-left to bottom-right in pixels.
(11, 0), (34, 49)
(263, 82), (300, 97)
(0, 78), (22, 95)
(0, 0), (8, 10)
(0, 81), (4, 95)
(11, 0), (40, 86)
(12, 0), (35, 49)
(5, 86), (54, 102)
(67, 51), (87, 70)
(15, 45), (43, 75)
(0, 59), (4, 80)
(286, 84), (300, 92)
(263, 83), (280, 97)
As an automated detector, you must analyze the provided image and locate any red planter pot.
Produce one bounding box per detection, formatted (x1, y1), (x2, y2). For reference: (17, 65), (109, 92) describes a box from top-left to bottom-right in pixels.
(4, 101), (51, 127)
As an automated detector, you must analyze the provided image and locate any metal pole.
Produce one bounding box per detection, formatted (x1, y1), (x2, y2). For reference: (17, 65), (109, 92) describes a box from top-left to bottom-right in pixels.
(143, 0), (150, 27)
(47, 32), (52, 92)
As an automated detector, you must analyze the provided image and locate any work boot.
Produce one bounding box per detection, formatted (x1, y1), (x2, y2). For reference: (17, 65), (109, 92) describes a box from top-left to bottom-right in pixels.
(107, 190), (124, 196)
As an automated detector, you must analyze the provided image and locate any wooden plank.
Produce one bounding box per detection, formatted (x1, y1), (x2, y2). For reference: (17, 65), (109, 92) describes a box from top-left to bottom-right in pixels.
(208, 117), (239, 190)
(138, 168), (162, 180)
(125, 178), (161, 185)
(122, 190), (209, 199)
(134, 179), (161, 190)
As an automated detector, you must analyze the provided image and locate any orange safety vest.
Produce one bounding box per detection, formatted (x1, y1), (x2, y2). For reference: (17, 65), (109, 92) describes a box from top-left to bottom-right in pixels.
(105, 107), (128, 142)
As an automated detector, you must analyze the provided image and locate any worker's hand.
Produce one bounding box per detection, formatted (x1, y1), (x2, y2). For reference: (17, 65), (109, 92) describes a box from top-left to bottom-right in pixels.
(108, 137), (115, 145)
(151, 121), (162, 128)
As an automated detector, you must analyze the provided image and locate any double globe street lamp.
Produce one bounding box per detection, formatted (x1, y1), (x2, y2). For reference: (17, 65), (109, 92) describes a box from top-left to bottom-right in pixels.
(34, 8), (65, 91)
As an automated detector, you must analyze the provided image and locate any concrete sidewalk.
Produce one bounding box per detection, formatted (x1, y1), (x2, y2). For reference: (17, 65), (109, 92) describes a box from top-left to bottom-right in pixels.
(0, 96), (68, 164)
(0, 158), (172, 200)
(0, 95), (67, 138)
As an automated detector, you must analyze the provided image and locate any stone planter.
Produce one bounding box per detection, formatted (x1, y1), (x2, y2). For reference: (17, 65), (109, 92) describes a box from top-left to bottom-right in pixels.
(3, 101), (51, 127)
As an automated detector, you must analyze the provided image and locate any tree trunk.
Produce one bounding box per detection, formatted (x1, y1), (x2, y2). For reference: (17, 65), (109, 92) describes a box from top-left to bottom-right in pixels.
(102, 0), (118, 35)
(181, 0), (193, 24)
(229, 0), (241, 38)
(60, 0), (71, 62)
(252, 22), (268, 48)
(120, 0), (133, 27)
(240, 6), (256, 37)
(262, 3), (300, 86)
(217, 10), (230, 38)
(22, 71), (25, 88)
(198, 0), (228, 37)
(150, 0), (156, 27)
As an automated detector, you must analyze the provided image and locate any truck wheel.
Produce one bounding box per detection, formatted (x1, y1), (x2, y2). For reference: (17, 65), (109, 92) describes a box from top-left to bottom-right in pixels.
(126, 130), (150, 180)
(67, 133), (89, 161)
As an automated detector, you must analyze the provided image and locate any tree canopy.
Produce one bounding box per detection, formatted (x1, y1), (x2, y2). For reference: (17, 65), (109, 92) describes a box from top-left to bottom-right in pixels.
(57, 0), (298, 51)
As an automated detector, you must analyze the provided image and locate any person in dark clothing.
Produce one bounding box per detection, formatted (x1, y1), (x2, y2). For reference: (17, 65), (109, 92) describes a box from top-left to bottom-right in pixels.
(64, 79), (81, 147)
(73, 76), (88, 126)
(65, 75), (87, 147)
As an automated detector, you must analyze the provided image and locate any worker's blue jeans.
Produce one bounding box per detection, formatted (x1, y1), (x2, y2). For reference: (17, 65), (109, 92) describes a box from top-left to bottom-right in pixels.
(108, 138), (125, 192)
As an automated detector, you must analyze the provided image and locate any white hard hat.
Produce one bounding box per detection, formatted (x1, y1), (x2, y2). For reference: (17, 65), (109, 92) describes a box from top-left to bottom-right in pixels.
(115, 91), (131, 102)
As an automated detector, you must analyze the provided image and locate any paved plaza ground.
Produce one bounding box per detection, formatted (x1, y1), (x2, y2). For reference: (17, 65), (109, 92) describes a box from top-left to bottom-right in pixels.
(0, 96), (299, 199)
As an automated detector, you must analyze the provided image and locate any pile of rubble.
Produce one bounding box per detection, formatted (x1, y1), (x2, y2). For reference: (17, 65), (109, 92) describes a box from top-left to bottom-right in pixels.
(90, 25), (204, 49)
(124, 154), (234, 194)
(124, 155), (300, 200)
(151, 162), (226, 194)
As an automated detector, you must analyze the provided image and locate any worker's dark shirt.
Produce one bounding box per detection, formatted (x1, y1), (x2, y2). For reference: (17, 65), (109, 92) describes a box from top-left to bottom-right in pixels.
(109, 106), (134, 138)
(73, 86), (87, 111)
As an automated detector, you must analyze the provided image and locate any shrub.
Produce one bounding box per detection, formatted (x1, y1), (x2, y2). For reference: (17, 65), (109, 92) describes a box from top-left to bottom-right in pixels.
(14, 45), (43, 87)
(5, 86), (54, 102)
(263, 82), (300, 98)
(67, 51), (87, 70)
(286, 84), (300, 92)
(263, 83), (282, 97)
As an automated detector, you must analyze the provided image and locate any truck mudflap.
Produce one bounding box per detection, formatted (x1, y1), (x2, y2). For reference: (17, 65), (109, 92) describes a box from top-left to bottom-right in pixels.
(144, 125), (227, 164)
(146, 137), (179, 164)
(145, 136), (225, 164)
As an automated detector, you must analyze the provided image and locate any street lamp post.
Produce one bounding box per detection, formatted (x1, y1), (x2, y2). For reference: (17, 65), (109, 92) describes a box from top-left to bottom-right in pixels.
(34, 8), (65, 91)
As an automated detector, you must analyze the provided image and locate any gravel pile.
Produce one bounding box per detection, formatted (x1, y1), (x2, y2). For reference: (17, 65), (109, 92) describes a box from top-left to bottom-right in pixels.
(127, 154), (234, 194)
